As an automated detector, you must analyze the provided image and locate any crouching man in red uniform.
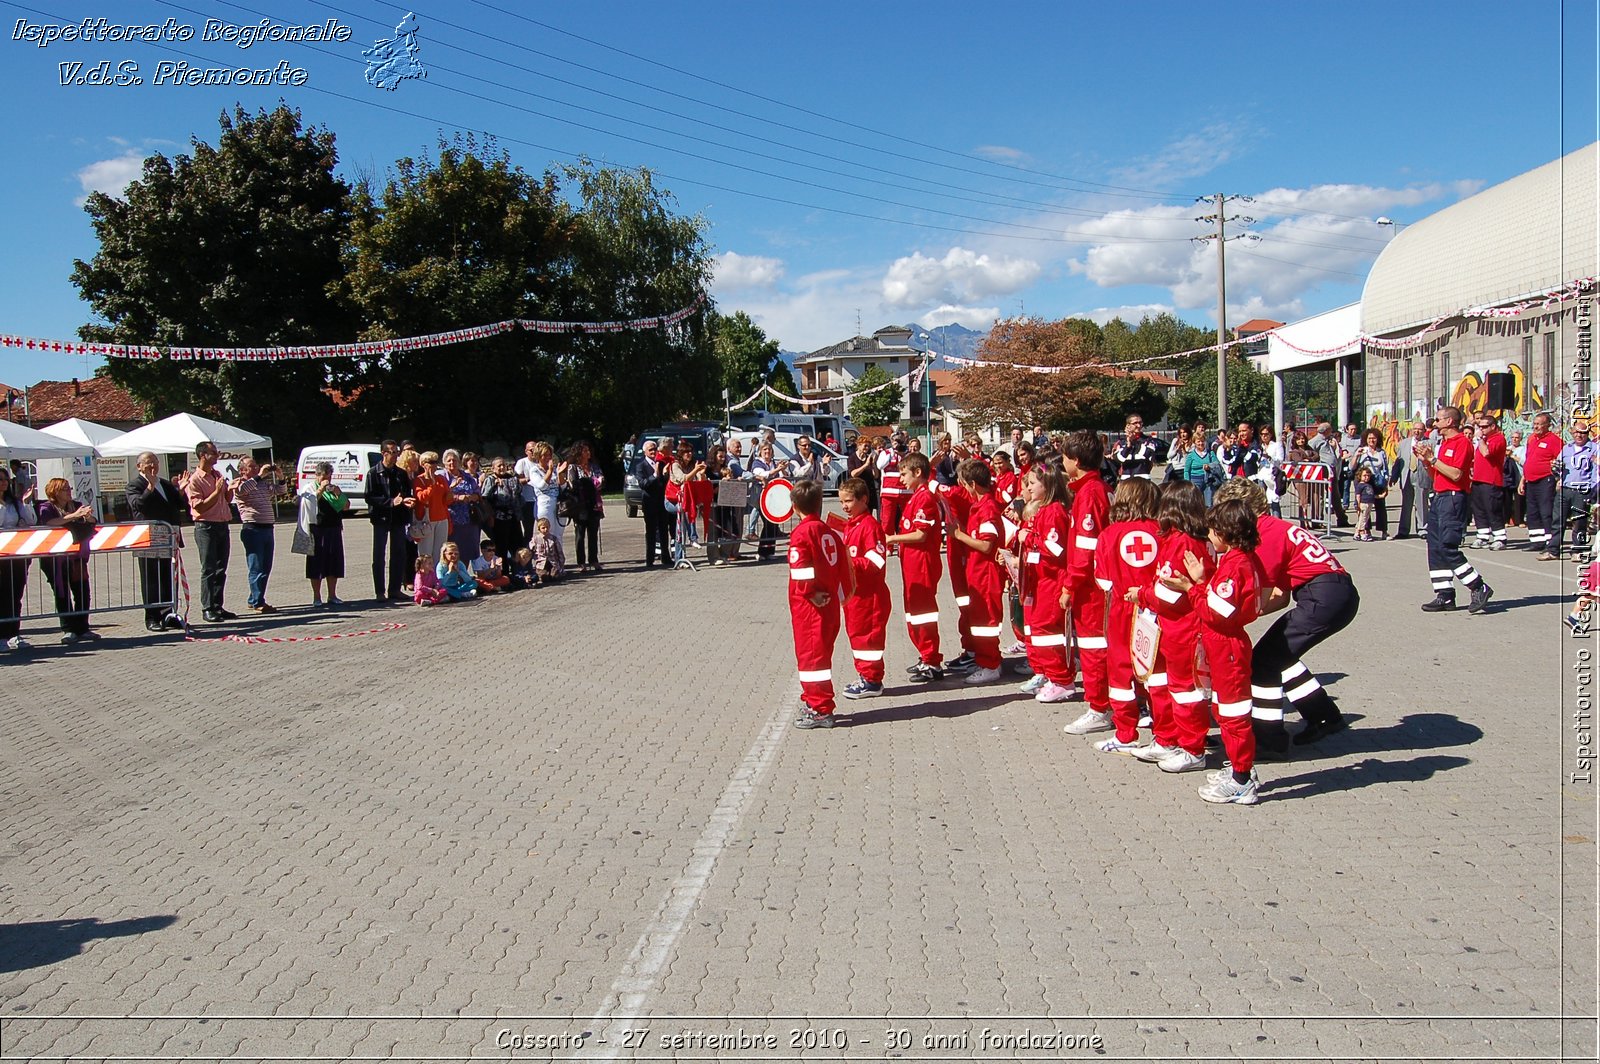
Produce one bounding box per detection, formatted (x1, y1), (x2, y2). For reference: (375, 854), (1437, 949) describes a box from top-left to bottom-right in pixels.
(789, 480), (853, 729)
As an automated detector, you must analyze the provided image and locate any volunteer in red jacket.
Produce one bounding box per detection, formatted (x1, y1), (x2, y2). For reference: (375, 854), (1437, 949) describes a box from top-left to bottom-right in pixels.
(877, 433), (908, 540)
(839, 477), (891, 700)
(942, 471), (978, 675)
(1158, 497), (1265, 805)
(1090, 478), (1163, 754)
(1214, 479), (1360, 757)
(1018, 461), (1076, 701)
(788, 480), (853, 729)
(992, 450), (1019, 506)
(1469, 411), (1509, 551)
(949, 458), (1006, 685)
(1520, 412), (1562, 558)
(1060, 431), (1113, 733)
(1128, 482), (1213, 773)
(886, 453), (945, 682)
(1417, 407), (1493, 613)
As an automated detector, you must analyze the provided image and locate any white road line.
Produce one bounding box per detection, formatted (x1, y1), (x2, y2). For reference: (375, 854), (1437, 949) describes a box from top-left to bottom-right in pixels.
(576, 695), (793, 1059)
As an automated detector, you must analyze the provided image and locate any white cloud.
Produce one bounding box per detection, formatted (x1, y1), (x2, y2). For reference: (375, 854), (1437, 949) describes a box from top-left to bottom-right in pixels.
(1115, 121), (1256, 188)
(711, 250), (785, 289)
(74, 149), (147, 206)
(881, 247), (1041, 308)
(974, 145), (1028, 162)
(1071, 303), (1177, 326)
(921, 304), (1000, 330)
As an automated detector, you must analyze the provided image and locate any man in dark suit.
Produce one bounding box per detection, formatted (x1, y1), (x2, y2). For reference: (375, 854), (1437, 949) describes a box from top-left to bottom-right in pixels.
(1391, 422), (1430, 539)
(125, 451), (185, 631)
(634, 440), (670, 568)
(364, 440), (414, 603)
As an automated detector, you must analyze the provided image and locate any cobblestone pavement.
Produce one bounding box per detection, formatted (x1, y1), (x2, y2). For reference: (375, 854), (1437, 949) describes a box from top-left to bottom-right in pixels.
(0, 514), (1594, 1061)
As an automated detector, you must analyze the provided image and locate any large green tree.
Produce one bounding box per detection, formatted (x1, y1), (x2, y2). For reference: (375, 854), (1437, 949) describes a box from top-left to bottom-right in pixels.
(847, 364), (905, 426)
(709, 309), (781, 406)
(1077, 374), (1169, 429)
(1167, 354), (1274, 426)
(72, 105), (353, 449)
(337, 136), (571, 448)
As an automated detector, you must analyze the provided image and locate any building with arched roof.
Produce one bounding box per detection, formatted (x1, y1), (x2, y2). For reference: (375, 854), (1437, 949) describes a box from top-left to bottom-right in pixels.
(1359, 142), (1598, 437)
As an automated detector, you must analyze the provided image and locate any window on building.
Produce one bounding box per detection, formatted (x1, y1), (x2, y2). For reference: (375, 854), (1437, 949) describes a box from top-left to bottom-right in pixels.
(1522, 335), (1535, 384)
(865, 361), (876, 373)
(1424, 352), (1434, 412)
(1404, 357), (1414, 416)
(1440, 351), (1451, 407)
(1544, 331), (1557, 409)
(1389, 356), (1398, 416)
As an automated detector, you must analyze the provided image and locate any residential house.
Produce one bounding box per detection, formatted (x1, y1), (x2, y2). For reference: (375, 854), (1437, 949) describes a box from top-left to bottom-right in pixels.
(3, 376), (143, 430)
(798, 325), (928, 422)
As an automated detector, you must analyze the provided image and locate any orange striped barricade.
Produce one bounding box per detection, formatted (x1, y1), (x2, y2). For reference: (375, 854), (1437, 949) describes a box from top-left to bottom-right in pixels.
(1279, 463), (1334, 534)
(0, 520), (180, 633)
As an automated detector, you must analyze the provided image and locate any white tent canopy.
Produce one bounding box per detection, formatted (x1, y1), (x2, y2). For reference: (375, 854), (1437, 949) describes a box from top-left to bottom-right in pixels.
(0, 420), (93, 460)
(98, 412), (272, 458)
(39, 417), (123, 455)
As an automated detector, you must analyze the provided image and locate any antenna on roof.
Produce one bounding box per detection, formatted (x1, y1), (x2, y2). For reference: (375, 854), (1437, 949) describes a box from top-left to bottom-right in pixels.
(855, 308), (862, 336)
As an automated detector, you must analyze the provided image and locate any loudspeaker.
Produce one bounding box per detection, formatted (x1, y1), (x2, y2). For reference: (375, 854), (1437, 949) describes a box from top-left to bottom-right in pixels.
(1485, 371), (1515, 412)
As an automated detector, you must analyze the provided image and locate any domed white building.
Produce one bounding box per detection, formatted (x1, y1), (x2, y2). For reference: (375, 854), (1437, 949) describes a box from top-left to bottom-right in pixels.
(1359, 141), (1598, 435)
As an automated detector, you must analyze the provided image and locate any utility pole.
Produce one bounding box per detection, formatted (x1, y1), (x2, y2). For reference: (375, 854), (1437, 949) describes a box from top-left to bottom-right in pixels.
(1194, 193), (1253, 430)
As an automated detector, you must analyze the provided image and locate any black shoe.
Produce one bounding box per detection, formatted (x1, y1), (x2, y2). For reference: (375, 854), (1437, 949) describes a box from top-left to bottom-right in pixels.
(1420, 595), (1456, 613)
(216, 609), (239, 620)
(946, 652), (977, 673)
(203, 610), (225, 623)
(1293, 713), (1348, 746)
(794, 709), (836, 729)
(1468, 583), (1494, 614)
(907, 662), (944, 684)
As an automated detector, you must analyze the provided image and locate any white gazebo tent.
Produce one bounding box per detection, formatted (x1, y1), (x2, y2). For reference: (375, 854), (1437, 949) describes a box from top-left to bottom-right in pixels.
(0, 421), (89, 460)
(37, 417), (127, 518)
(99, 413), (273, 480)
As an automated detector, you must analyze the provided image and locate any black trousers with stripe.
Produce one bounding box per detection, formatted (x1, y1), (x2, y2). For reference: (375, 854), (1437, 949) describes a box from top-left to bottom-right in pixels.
(1426, 491), (1481, 600)
(1524, 476), (1555, 551)
(1250, 572), (1360, 755)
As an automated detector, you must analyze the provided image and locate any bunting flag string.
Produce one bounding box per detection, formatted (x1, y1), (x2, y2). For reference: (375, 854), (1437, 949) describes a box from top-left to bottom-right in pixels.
(1, 294), (707, 362)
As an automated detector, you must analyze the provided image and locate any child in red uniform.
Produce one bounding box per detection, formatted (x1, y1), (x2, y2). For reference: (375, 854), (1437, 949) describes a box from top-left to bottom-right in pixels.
(839, 478), (892, 699)
(942, 474), (979, 674)
(1018, 461), (1076, 702)
(1127, 482), (1213, 772)
(1159, 497), (1264, 804)
(992, 450), (1019, 507)
(788, 480), (854, 729)
(1060, 431), (1112, 733)
(948, 458), (1006, 685)
(1088, 478), (1162, 753)
(887, 453), (945, 682)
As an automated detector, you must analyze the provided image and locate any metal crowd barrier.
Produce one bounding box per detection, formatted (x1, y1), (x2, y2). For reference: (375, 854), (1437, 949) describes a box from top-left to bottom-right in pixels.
(0, 520), (182, 636)
(1278, 463), (1335, 535)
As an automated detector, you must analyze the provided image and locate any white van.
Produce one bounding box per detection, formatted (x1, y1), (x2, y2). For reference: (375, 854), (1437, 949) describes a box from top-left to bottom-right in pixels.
(296, 444), (383, 513)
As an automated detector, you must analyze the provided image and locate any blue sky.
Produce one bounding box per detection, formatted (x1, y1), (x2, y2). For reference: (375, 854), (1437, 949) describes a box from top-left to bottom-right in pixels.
(0, 0), (1596, 389)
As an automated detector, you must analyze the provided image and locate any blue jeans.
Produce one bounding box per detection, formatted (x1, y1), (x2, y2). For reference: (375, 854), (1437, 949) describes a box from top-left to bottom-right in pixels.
(239, 523), (274, 607)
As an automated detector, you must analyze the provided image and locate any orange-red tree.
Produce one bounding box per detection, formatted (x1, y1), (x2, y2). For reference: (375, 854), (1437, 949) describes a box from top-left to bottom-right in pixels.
(953, 317), (1105, 431)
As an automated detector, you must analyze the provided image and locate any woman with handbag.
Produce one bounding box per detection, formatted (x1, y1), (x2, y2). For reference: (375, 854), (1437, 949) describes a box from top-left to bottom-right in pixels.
(564, 441), (605, 572)
(297, 461), (349, 607)
(1354, 428), (1391, 539)
(36, 477), (97, 644)
(410, 452), (451, 566)
(481, 456), (525, 563)
(1181, 422), (1219, 505)
(442, 448), (483, 563)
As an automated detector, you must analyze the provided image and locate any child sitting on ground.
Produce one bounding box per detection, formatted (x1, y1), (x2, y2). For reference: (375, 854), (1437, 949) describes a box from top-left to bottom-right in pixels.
(471, 538), (512, 594)
(413, 553), (448, 606)
(436, 541), (477, 601)
(531, 517), (566, 584)
(510, 548), (536, 590)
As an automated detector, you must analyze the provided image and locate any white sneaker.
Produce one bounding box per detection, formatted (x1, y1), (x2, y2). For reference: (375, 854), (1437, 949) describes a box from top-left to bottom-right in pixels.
(1137, 713), (1153, 729)
(1001, 641), (1026, 655)
(1131, 741), (1179, 763)
(1094, 736), (1143, 754)
(1063, 708), (1113, 734)
(5, 636), (30, 651)
(60, 632), (80, 645)
(964, 666), (1002, 685)
(1158, 748), (1208, 773)
(1199, 769), (1260, 805)
(1018, 674), (1047, 695)
(1035, 681), (1075, 703)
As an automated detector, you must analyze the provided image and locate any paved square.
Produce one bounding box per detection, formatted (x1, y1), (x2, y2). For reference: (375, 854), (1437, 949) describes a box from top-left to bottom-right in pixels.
(0, 515), (1594, 1061)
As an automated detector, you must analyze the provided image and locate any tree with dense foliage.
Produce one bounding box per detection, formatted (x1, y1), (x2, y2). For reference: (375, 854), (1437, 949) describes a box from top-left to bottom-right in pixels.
(847, 364), (905, 426)
(710, 310), (782, 406)
(1167, 354), (1274, 426)
(1079, 374), (1169, 429)
(952, 318), (1105, 430)
(72, 105), (352, 447)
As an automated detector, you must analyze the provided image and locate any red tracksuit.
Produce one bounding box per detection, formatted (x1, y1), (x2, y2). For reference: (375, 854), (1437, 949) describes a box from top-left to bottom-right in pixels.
(994, 469), (1019, 507)
(1096, 518), (1162, 742)
(898, 485), (944, 665)
(1190, 546), (1262, 773)
(878, 451), (905, 540)
(843, 510), (891, 684)
(1065, 473), (1110, 710)
(1137, 531), (1213, 755)
(1022, 500), (1073, 685)
(943, 485), (975, 658)
(963, 492), (1005, 670)
(789, 514), (850, 714)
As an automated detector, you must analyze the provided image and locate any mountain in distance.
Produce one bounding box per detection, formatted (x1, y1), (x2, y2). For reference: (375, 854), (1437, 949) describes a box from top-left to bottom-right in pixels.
(776, 321), (988, 371)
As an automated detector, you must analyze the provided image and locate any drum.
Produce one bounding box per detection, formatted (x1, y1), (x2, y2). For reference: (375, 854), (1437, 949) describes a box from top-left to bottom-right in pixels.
(760, 478), (794, 523)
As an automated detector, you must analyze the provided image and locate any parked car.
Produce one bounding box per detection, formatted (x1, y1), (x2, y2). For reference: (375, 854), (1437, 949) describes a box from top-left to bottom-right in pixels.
(295, 444), (382, 514)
